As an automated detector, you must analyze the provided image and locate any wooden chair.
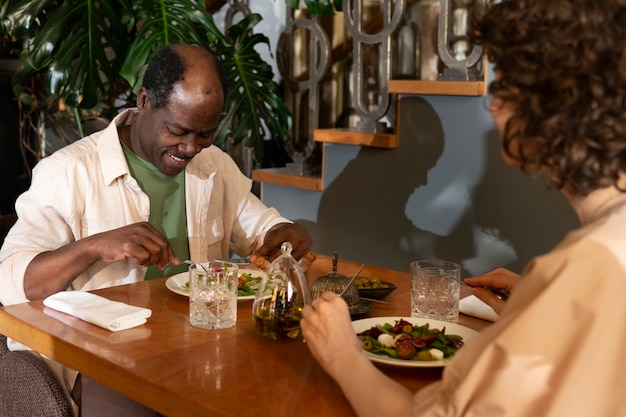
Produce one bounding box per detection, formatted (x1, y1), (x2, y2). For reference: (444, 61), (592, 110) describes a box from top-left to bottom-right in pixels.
(0, 213), (74, 416)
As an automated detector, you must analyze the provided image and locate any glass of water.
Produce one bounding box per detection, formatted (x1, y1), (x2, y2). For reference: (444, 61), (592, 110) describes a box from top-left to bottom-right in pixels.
(189, 261), (238, 329)
(410, 260), (461, 323)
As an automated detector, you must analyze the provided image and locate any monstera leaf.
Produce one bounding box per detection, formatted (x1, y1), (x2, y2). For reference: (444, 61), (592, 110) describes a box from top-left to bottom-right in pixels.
(2, 0), (130, 109)
(0, 0), (294, 164)
(119, 0), (226, 90)
(213, 13), (292, 164)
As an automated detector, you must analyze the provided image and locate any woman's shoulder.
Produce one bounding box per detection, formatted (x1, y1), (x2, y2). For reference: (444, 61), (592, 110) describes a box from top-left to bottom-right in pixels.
(522, 217), (626, 294)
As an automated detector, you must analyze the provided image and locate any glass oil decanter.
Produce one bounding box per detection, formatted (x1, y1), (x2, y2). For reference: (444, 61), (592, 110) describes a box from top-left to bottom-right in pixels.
(252, 242), (311, 341)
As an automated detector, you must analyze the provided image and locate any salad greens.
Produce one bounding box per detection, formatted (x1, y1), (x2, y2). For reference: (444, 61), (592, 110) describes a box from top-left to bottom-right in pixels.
(237, 272), (263, 297)
(179, 271), (263, 297)
(357, 319), (464, 361)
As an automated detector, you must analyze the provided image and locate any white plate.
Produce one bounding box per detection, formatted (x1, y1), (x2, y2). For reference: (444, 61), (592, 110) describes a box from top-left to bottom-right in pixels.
(352, 316), (478, 368)
(165, 269), (267, 301)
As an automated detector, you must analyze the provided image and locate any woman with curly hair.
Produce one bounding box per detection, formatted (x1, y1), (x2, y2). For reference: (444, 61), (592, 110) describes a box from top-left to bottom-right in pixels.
(300, 1), (626, 416)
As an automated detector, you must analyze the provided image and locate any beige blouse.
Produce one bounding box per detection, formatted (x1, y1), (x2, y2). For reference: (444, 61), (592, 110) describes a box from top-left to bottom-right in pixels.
(413, 201), (626, 416)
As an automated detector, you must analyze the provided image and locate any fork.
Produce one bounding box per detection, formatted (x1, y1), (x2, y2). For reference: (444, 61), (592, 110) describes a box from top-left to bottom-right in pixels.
(461, 280), (510, 301)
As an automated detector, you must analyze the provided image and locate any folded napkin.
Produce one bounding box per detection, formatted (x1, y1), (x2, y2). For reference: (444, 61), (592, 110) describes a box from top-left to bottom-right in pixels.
(43, 291), (152, 331)
(459, 295), (499, 322)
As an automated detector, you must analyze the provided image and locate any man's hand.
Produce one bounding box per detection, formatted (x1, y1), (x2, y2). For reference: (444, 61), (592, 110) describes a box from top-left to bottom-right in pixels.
(93, 222), (179, 270)
(24, 222), (179, 300)
(253, 222), (312, 262)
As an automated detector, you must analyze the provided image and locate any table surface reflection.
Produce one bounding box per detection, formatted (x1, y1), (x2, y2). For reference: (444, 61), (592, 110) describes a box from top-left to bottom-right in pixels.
(0, 254), (490, 417)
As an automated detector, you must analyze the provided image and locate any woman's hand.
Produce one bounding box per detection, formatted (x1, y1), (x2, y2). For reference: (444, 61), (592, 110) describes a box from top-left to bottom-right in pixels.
(464, 267), (520, 314)
(300, 292), (362, 380)
(301, 292), (415, 417)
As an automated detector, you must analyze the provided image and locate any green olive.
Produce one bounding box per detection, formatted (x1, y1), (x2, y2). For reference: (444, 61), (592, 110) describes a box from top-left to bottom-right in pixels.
(362, 339), (374, 351)
(417, 350), (433, 361)
(368, 276), (380, 284)
(355, 278), (369, 289)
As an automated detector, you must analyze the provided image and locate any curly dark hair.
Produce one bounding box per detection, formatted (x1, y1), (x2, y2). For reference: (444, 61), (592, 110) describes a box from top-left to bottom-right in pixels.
(142, 44), (228, 110)
(469, 0), (626, 196)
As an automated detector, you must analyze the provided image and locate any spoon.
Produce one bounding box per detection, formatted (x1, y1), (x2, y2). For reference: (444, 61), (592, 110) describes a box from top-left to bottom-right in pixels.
(339, 263), (366, 297)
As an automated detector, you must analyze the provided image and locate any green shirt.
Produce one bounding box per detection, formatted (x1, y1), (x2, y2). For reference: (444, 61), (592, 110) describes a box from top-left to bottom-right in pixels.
(122, 142), (190, 279)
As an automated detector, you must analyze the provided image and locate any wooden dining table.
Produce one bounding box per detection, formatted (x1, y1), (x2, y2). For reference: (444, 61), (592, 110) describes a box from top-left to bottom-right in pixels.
(0, 254), (491, 417)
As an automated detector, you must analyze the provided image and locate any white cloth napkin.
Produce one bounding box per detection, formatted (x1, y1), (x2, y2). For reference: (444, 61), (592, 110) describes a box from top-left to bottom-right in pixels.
(459, 295), (499, 322)
(43, 291), (152, 331)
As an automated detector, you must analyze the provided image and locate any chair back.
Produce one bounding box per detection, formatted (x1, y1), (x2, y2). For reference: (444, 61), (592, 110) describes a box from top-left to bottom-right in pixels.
(0, 214), (73, 416)
(0, 351), (74, 417)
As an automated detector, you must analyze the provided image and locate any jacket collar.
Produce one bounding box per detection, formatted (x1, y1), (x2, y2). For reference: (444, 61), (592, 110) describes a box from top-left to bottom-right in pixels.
(97, 109), (138, 186)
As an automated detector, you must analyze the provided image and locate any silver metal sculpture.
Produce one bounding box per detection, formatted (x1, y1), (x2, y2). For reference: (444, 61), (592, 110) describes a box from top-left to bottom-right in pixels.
(224, 0), (330, 169)
(276, 10), (331, 161)
(224, 0), (252, 27)
(225, 0), (486, 175)
(437, 0), (484, 81)
(343, 0), (404, 133)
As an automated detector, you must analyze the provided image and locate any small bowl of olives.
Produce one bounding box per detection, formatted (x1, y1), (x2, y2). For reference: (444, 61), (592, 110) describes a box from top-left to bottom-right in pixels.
(355, 276), (397, 300)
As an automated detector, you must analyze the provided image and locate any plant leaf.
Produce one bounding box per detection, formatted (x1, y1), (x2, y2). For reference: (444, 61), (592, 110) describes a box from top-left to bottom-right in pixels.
(1, 0), (59, 38)
(303, 0), (336, 15)
(213, 13), (292, 163)
(120, 0), (225, 90)
(8, 0), (130, 109)
(1, 0), (294, 165)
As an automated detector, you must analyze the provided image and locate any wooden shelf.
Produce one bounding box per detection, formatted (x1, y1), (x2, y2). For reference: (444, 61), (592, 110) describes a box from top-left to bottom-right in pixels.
(251, 168), (324, 191)
(313, 129), (398, 148)
(253, 82), (480, 190)
(252, 129), (396, 190)
(388, 80), (486, 96)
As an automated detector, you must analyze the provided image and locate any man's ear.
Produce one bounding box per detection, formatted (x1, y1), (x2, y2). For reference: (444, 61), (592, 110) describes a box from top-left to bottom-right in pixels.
(136, 87), (150, 110)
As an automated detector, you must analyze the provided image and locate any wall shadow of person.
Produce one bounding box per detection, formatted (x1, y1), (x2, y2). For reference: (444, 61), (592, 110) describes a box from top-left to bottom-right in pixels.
(468, 127), (578, 274)
(306, 96), (475, 272)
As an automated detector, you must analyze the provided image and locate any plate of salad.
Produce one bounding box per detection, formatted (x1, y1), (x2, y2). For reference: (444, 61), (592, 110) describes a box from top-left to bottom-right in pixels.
(352, 317), (477, 368)
(165, 269), (267, 301)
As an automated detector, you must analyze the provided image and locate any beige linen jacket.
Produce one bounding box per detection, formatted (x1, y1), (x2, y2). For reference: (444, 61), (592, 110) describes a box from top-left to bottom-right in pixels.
(0, 108), (289, 306)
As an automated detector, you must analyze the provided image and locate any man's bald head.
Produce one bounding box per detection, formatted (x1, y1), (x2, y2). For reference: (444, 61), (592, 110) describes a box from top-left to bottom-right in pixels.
(141, 44), (227, 109)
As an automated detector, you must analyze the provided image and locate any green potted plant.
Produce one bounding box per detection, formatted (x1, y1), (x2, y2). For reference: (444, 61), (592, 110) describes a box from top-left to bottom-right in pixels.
(0, 0), (292, 168)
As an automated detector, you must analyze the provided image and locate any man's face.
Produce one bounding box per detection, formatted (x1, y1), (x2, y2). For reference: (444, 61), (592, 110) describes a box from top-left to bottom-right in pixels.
(133, 77), (224, 176)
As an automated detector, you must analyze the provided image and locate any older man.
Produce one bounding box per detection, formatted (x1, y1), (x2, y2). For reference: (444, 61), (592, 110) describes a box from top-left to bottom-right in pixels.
(0, 44), (311, 416)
